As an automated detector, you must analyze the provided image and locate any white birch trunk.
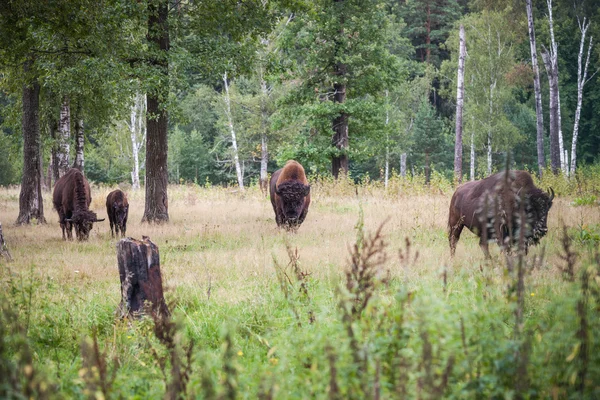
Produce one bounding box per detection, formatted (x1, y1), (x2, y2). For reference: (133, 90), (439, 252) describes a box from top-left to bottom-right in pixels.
(470, 131), (475, 181)
(487, 82), (495, 176)
(57, 96), (71, 177)
(384, 90), (390, 188)
(129, 93), (146, 190)
(571, 18), (593, 176)
(73, 118), (84, 172)
(400, 153), (407, 177)
(526, 0), (546, 177)
(546, 0), (566, 174)
(454, 25), (466, 184)
(223, 71), (244, 191)
(259, 68), (269, 194)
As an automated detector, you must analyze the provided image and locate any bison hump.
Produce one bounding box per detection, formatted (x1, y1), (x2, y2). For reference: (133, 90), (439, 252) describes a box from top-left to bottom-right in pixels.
(277, 160), (307, 185)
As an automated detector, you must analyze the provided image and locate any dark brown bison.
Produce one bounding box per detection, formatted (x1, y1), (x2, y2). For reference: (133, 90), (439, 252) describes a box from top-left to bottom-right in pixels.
(106, 189), (129, 238)
(448, 170), (554, 257)
(53, 168), (104, 241)
(270, 160), (311, 230)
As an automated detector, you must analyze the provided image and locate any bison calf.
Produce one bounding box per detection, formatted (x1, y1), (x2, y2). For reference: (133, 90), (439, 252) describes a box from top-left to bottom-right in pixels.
(106, 189), (129, 238)
(270, 160), (311, 231)
(448, 170), (554, 257)
(53, 168), (105, 241)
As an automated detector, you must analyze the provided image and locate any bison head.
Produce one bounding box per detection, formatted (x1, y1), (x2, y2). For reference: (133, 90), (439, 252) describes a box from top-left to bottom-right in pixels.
(113, 201), (129, 227)
(528, 187), (554, 244)
(275, 181), (310, 224)
(67, 211), (105, 241)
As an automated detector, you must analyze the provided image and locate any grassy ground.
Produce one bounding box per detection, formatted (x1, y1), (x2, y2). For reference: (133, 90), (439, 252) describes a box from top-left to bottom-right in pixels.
(1, 181), (600, 398)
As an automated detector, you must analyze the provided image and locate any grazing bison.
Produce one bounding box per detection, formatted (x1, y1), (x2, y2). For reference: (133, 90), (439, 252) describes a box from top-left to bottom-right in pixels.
(270, 160), (311, 230)
(53, 168), (104, 241)
(106, 189), (129, 238)
(448, 170), (554, 257)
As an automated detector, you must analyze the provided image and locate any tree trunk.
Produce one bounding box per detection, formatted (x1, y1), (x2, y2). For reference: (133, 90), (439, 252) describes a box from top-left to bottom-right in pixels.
(332, 0), (348, 179)
(0, 223), (13, 261)
(487, 132), (492, 176)
(571, 18), (592, 176)
(130, 93), (145, 190)
(470, 131), (475, 181)
(541, 48), (560, 174)
(57, 96), (71, 177)
(16, 71), (46, 225)
(332, 80), (348, 178)
(487, 82), (495, 176)
(546, 0), (566, 175)
(142, 0), (169, 223)
(117, 236), (169, 318)
(400, 153), (407, 177)
(259, 70), (269, 195)
(526, 0), (546, 177)
(454, 24), (466, 184)
(425, 151), (431, 184)
(384, 90), (389, 188)
(222, 71), (244, 191)
(73, 113), (85, 172)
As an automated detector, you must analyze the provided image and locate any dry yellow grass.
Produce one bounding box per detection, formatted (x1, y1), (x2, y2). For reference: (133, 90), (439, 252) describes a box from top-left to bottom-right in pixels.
(2, 183), (598, 309)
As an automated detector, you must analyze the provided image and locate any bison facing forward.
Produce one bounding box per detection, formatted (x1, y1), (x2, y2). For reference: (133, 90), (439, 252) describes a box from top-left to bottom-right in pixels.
(106, 189), (129, 238)
(448, 170), (554, 257)
(53, 168), (104, 241)
(270, 160), (311, 230)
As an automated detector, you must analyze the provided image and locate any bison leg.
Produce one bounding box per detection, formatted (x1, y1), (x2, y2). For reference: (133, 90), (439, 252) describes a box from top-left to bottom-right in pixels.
(60, 222), (67, 241)
(66, 221), (74, 241)
(448, 214), (464, 257)
(479, 236), (491, 259)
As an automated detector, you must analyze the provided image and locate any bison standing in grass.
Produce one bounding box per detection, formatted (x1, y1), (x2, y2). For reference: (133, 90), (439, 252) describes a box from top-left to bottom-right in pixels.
(53, 168), (104, 241)
(270, 160), (311, 231)
(448, 170), (554, 257)
(106, 189), (129, 238)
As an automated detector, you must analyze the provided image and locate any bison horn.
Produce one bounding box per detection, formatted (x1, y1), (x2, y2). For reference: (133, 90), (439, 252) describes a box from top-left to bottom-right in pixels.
(94, 218), (106, 222)
(304, 184), (311, 196)
(275, 186), (281, 196)
(548, 187), (555, 201)
(65, 219), (73, 222)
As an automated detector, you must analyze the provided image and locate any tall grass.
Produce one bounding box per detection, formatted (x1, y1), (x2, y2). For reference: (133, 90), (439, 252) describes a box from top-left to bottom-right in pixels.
(1, 173), (600, 398)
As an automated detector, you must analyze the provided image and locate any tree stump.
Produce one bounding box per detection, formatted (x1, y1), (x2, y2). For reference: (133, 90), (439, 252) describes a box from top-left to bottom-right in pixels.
(117, 236), (169, 318)
(0, 223), (13, 261)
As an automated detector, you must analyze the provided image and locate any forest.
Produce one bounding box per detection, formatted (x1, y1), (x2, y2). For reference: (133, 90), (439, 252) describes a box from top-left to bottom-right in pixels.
(1, 0), (600, 399)
(0, 0), (598, 192)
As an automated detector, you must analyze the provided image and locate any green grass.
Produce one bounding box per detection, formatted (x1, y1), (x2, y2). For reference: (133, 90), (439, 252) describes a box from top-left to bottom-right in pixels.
(1, 181), (600, 399)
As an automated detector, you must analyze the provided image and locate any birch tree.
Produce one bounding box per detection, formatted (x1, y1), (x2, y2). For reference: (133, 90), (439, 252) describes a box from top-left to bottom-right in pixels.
(570, 17), (594, 176)
(454, 24), (466, 184)
(222, 71), (244, 191)
(526, 0), (546, 177)
(56, 96), (71, 177)
(540, 0), (561, 175)
(72, 106), (85, 172)
(128, 93), (146, 190)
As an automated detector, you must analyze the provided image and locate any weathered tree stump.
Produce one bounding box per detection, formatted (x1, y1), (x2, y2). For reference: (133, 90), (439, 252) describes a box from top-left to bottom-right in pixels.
(117, 236), (169, 318)
(0, 223), (13, 261)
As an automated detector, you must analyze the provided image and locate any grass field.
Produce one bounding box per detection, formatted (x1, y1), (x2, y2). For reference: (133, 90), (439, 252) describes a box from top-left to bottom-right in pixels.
(1, 180), (600, 399)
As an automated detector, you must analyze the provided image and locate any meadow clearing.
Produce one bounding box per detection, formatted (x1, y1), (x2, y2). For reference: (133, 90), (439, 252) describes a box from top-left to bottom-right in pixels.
(1, 175), (600, 399)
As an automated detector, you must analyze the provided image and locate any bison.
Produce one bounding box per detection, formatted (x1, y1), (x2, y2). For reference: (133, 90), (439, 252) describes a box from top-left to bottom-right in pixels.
(270, 160), (311, 230)
(448, 170), (554, 257)
(53, 168), (104, 241)
(106, 189), (129, 238)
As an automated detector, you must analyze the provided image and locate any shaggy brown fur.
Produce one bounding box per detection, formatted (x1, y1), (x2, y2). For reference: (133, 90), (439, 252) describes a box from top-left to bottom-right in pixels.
(448, 170), (554, 257)
(52, 168), (104, 241)
(106, 189), (129, 238)
(270, 160), (311, 230)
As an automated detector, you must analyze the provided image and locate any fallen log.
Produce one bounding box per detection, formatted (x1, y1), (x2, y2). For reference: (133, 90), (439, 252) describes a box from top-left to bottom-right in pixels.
(0, 222), (12, 261)
(116, 236), (169, 318)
